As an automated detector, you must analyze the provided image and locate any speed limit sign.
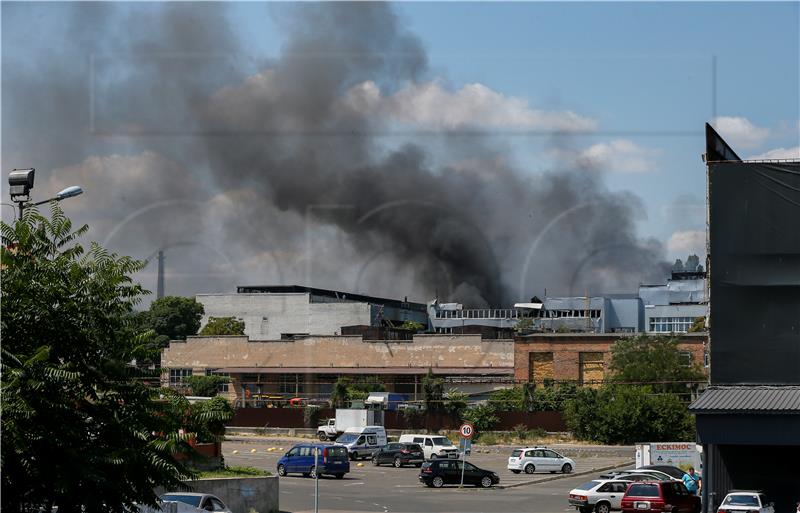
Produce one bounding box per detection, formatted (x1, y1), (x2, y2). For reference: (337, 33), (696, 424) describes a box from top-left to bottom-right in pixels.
(459, 422), (475, 439)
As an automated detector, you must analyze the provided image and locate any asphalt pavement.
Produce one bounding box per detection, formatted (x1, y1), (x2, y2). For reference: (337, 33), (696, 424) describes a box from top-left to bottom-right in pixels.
(222, 438), (634, 513)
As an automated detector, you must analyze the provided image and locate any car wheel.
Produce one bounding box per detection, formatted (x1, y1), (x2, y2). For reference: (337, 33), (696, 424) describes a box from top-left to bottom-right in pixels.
(394, 457), (403, 468)
(351, 452), (358, 461)
(372, 455), (380, 466)
(414, 463), (422, 468)
(596, 502), (611, 513)
(277, 464), (286, 477)
(480, 476), (493, 488)
(524, 463), (535, 474)
(318, 433), (327, 441)
(562, 463), (573, 474)
(432, 476), (444, 488)
(511, 469), (521, 474)
(309, 466), (317, 479)
(334, 473), (345, 479)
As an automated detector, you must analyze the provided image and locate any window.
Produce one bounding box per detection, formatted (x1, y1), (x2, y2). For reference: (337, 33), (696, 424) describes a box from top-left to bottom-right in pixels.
(299, 447), (311, 456)
(205, 368), (229, 392)
(169, 368), (192, 386)
(543, 450), (559, 458)
(425, 439), (433, 447)
(367, 435), (377, 445)
(280, 374), (303, 394)
(529, 352), (554, 384)
(628, 484), (660, 497)
(579, 352), (605, 385)
(649, 316), (694, 333)
(525, 450), (536, 457)
(287, 447), (299, 457)
(679, 351), (693, 367)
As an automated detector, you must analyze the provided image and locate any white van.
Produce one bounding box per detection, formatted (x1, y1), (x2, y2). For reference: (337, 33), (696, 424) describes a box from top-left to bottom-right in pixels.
(334, 426), (387, 460)
(398, 434), (459, 460)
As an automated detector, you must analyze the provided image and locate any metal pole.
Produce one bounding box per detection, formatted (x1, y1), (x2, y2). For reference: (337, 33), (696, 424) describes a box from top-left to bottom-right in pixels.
(459, 439), (466, 488)
(314, 447), (319, 513)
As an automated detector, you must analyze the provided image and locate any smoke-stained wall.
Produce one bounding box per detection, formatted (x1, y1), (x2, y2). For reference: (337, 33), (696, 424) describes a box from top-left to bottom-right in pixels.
(708, 161), (800, 384)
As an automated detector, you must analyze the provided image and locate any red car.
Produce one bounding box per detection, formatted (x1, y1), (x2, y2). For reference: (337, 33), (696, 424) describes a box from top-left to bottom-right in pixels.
(621, 481), (701, 513)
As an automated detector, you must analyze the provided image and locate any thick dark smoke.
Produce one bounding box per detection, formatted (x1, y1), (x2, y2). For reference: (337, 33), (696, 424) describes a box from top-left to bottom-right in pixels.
(2, 3), (670, 306)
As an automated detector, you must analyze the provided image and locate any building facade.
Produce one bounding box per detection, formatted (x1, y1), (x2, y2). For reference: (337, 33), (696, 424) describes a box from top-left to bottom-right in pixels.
(161, 333), (514, 406)
(197, 285), (428, 341)
(514, 332), (708, 385)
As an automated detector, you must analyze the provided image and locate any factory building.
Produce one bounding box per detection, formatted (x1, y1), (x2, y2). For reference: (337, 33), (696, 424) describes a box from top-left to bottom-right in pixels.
(197, 285), (428, 341)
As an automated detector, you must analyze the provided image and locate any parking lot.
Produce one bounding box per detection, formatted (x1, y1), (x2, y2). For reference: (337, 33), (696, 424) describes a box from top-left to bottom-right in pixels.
(223, 438), (634, 513)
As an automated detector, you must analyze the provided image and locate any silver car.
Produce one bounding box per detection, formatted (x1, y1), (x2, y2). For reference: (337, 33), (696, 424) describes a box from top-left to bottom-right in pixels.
(160, 493), (232, 513)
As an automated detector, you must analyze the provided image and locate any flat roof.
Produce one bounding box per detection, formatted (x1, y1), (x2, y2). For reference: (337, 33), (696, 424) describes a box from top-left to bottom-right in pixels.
(234, 285), (427, 312)
(215, 366), (514, 376)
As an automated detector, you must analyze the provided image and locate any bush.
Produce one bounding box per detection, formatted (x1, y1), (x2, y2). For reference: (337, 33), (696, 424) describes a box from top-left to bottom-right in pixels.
(488, 386), (524, 411)
(461, 403), (499, 436)
(443, 388), (468, 416)
(186, 375), (228, 397)
(304, 405), (322, 428)
(513, 423), (529, 441)
(185, 396), (235, 443)
(529, 381), (579, 411)
(564, 385), (695, 444)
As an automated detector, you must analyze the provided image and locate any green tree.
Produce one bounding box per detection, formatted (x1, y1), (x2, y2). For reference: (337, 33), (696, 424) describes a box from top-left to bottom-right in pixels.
(330, 376), (351, 408)
(186, 375), (228, 397)
(609, 335), (706, 394)
(199, 316), (246, 336)
(183, 396), (235, 443)
(422, 368), (444, 412)
(688, 316), (707, 333)
(1, 205), (193, 512)
(399, 320), (425, 332)
(461, 403), (499, 435)
(443, 388), (469, 416)
(136, 295), (204, 347)
(488, 386), (524, 411)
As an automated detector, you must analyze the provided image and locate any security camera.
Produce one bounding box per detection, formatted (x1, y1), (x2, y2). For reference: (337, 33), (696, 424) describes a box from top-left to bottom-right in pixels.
(8, 168), (35, 200)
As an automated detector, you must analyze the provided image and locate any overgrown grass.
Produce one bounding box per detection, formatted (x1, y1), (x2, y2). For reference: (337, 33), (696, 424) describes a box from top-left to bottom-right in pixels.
(197, 466), (271, 479)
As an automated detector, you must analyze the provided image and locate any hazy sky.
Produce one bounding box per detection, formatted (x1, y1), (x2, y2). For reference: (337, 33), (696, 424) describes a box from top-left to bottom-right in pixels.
(2, 2), (798, 305)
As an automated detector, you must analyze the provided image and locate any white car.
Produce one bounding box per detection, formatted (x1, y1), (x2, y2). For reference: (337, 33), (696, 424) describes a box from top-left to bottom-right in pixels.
(159, 493), (232, 513)
(507, 446), (575, 474)
(398, 434), (459, 460)
(568, 479), (632, 513)
(717, 491), (775, 513)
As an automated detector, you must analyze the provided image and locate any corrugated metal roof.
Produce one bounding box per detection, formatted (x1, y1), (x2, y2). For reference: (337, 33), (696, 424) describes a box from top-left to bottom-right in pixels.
(690, 386), (800, 413)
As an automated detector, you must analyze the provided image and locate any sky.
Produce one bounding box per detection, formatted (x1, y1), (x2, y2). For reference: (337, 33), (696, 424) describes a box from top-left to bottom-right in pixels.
(2, 2), (798, 306)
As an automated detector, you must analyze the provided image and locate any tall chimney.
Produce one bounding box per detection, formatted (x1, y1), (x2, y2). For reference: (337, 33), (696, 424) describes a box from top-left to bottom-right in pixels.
(156, 250), (165, 299)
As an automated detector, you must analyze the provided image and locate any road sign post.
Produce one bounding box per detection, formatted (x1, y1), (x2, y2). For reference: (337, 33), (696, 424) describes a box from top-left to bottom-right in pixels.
(459, 423), (474, 488)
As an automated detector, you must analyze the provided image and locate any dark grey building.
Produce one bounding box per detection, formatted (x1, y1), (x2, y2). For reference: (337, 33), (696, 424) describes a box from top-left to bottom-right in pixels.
(690, 124), (800, 512)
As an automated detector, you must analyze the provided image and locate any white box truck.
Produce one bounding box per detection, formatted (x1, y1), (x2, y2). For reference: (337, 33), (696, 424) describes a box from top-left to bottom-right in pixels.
(317, 409), (382, 441)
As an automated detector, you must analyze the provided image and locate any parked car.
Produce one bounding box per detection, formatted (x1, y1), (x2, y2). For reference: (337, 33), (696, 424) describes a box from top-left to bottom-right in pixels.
(615, 469), (680, 481)
(334, 426), (387, 460)
(399, 434), (459, 460)
(276, 443), (350, 479)
(717, 491), (775, 513)
(372, 442), (424, 468)
(620, 481), (701, 513)
(639, 465), (688, 480)
(418, 459), (500, 488)
(507, 446), (575, 474)
(159, 493), (231, 513)
(568, 479), (633, 513)
(615, 473), (675, 483)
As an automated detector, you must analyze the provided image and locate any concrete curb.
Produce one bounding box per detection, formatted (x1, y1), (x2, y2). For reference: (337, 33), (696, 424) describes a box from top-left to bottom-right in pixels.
(495, 460), (635, 489)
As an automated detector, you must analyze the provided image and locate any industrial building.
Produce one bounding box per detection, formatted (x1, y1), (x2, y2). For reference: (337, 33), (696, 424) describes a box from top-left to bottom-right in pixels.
(429, 272), (706, 335)
(690, 124), (800, 513)
(197, 285), (428, 341)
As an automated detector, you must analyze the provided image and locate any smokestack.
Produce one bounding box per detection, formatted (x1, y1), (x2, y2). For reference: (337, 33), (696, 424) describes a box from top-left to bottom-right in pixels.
(156, 250), (165, 299)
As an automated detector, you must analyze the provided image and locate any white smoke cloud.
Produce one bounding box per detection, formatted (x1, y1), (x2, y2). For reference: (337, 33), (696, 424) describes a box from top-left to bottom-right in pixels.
(667, 230), (706, 256)
(711, 116), (770, 149)
(747, 146), (800, 160)
(341, 79), (598, 132)
(549, 139), (659, 173)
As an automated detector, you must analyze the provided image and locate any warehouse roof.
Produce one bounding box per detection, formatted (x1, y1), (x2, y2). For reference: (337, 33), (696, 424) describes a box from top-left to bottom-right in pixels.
(690, 385), (800, 414)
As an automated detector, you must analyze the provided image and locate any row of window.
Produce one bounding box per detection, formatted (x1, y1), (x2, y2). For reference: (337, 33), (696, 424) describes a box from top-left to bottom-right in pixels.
(168, 368), (229, 392)
(649, 316), (696, 333)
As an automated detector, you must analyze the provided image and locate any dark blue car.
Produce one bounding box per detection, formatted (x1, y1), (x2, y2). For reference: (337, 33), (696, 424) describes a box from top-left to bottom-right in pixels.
(277, 443), (350, 479)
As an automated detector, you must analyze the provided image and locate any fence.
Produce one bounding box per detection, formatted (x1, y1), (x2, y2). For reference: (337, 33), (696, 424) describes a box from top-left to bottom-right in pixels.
(228, 408), (566, 431)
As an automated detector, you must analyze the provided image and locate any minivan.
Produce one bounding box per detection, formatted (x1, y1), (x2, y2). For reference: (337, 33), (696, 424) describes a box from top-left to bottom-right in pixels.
(334, 426), (387, 460)
(398, 434), (459, 460)
(276, 443), (350, 479)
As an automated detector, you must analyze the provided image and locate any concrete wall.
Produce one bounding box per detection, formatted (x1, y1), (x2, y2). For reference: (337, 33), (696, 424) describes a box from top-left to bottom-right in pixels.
(197, 293), (372, 340)
(157, 476), (279, 513)
(514, 332), (707, 383)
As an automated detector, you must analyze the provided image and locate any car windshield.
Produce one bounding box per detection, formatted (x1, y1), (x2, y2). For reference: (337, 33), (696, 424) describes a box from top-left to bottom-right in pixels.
(337, 434), (358, 444)
(511, 449), (523, 457)
(576, 481), (602, 491)
(432, 437), (453, 446)
(723, 496), (760, 506)
(628, 484), (660, 497)
(161, 494), (202, 507)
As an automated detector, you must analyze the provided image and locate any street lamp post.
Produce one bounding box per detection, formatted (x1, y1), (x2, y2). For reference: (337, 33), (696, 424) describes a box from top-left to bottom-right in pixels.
(8, 168), (83, 217)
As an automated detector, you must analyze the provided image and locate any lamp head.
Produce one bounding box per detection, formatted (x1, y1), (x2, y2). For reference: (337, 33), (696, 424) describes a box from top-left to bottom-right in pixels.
(56, 185), (83, 200)
(9, 168), (35, 201)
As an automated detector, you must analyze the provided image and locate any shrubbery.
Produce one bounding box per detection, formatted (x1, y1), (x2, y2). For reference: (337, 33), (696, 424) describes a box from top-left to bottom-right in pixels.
(564, 385), (695, 444)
